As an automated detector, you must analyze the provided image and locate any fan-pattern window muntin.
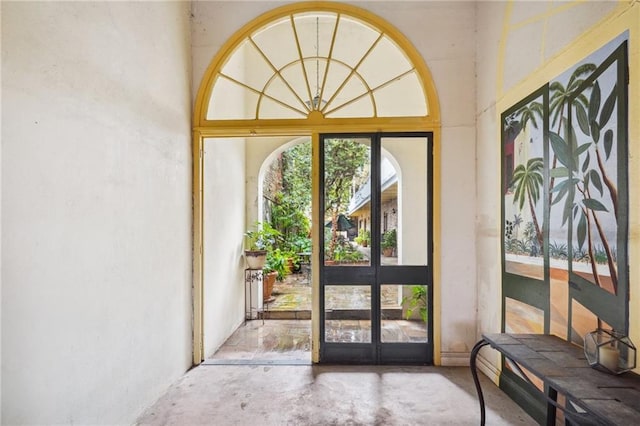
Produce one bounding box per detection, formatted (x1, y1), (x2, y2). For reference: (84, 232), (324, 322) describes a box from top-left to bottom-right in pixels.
(207, 11), (428, 121)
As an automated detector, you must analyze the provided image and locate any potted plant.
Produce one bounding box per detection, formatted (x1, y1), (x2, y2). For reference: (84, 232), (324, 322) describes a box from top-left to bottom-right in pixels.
(354, 229), (370, 247)
(283, 250), (300, 273)
(402, 285), (427, 322)
(381, 229), (397, 257)
(263, 248), (290, 301)
(244, 222), (280, 269)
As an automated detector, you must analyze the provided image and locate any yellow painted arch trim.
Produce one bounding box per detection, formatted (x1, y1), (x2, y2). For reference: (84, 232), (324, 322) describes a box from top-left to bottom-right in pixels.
(193, 1), (441, 130)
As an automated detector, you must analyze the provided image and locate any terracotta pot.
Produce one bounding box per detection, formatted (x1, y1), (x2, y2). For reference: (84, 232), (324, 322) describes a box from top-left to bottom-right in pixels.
(382, 247), (394, 257)
(263, 271), (277, 302)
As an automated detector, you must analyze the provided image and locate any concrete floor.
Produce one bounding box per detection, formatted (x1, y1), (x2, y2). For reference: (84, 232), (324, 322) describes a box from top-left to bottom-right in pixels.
(137, 320), (535, 425)
(136, 275), (535, 425)
(136, 364), (536, 425)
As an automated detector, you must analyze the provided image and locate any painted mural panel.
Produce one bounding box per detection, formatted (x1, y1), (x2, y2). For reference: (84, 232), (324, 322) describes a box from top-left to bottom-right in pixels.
(549, 268), (569, 340)
(549, 33), (626, 296)
(504, 93), (545, 281)
(502, 32), (628, 343)
(504, 298), (544, 392)
(505, 297), (544, 334)
(571, 299), (612, 346)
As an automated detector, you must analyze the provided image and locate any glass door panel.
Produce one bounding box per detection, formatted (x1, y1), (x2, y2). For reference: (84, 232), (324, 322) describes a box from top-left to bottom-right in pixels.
(380, 136), (429, 267)
(381, 284), (428, 343)
(378, 136), (430, 356)
(324, 284), (371, 343)
(320, 133), (432, 364)
(321, 135), (376, 363)
(324, 137), (371, 267)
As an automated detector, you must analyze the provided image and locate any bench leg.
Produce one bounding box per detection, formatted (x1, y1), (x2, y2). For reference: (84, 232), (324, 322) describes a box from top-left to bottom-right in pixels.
(546, 386), (558, 426)
(470, 339), (491, 426)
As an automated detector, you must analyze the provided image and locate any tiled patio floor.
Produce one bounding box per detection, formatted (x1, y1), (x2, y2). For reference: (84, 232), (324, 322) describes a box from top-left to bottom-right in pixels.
(207, 319), (312, 363)
(210, 268), (428, 362)
(207, 318), (429, 363)
(267, 272), (312, 313)
(266, 269), (406, 314)
(266, 248), (398, 313)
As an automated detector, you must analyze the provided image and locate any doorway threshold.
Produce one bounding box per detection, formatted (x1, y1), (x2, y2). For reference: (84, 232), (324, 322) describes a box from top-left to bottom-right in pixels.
(260, 310), (311, 319)
(202, 359), (311, 366)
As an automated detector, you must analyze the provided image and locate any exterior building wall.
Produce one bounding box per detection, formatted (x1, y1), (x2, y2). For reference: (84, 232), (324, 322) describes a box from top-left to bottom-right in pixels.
(262, 154), (284, 222)
(381, 199), (398, 233)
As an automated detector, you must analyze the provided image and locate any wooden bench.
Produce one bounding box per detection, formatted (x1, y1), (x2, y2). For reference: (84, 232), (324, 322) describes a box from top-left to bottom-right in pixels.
(470, 333), (640, 425)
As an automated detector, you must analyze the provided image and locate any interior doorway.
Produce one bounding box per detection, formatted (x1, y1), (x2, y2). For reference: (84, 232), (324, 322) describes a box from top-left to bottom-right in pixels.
(319, 133), (432, 364)
(192, 2), (442, 365)
(204, 132), (432, 365)
(202, 135), (313, 364)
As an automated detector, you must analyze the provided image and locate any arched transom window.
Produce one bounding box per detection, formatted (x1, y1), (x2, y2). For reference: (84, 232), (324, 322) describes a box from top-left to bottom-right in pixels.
(205, 10), (429, 121)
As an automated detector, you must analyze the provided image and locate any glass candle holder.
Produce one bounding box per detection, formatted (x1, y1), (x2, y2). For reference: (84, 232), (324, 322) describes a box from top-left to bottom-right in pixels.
(584, 329), (636, 375)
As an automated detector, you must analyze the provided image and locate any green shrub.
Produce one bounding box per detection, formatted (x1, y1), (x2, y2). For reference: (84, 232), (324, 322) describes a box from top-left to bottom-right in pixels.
(381, 229), (397, 250)
(402, 285), (427, 322)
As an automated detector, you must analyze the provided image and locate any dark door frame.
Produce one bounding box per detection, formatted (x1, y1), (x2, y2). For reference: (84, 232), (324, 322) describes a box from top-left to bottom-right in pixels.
(319, 132), (434, 364)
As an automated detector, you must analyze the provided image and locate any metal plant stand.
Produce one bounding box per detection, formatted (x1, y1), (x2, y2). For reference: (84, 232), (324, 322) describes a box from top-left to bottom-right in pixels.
(244, 268), (263, 322)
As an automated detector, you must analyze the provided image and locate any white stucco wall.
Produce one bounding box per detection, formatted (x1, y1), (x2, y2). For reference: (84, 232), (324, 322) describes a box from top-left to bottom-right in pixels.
(475, 0), (507, 375)
(203, 138), (247, 357)
(1, 2), (193, 424)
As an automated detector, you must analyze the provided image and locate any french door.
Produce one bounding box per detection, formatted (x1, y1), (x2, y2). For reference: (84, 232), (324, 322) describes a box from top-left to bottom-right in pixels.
(319, 132), (433, 364)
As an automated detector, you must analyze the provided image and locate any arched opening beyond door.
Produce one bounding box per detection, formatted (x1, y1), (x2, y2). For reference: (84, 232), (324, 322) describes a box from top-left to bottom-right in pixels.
(192, 1), (441, 365)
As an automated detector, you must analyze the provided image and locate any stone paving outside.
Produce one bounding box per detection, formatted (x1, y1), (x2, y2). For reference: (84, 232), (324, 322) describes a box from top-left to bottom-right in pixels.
(267, 250), (401, 313)
(267, 270), (405, 314)
(209, 319), (312, 362)
(209, 259), (428, 361)
(268, 271), (312, 312)
(264, 256), (428, 344)
(209, 318), (428, 362)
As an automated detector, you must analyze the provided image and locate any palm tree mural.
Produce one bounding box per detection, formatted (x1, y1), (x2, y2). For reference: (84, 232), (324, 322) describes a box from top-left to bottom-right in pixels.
(512, 213), (523, 240)
(511, 157), (544, 253)
(547, 73), (620, 293)
(502, 35), (627, 349)
(516, 101), (543, 131)
(548, 63), (596, 204)
(574, 80), (619, 218)
(550, 64), (596, 133)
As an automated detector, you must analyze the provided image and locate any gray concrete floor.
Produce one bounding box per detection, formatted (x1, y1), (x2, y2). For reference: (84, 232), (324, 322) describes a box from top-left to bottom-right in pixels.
(138, 321), (535, 425)
(136, 276), (535, 425)
(136, 364), (536, 425)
